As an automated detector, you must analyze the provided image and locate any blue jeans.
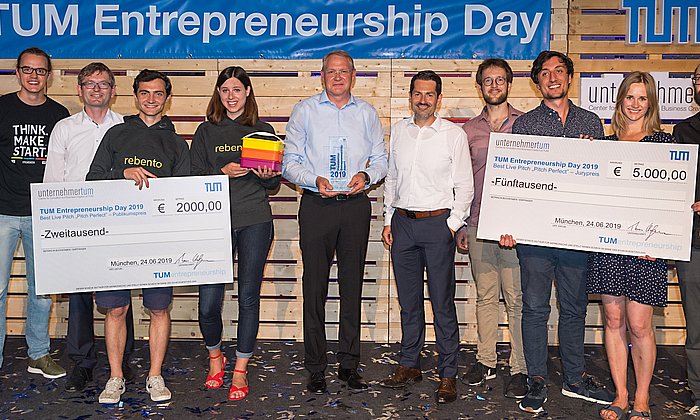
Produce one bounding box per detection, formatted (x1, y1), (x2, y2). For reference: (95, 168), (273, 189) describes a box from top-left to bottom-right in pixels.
(198, 221), (273, 359)
(517, 244), (588, 385)
(0, 215), (52, 368)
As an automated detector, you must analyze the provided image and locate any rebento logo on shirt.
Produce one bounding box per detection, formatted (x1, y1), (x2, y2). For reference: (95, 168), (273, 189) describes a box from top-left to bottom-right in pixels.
(124, 156), (163, 168)
(215, 144), (242, 153)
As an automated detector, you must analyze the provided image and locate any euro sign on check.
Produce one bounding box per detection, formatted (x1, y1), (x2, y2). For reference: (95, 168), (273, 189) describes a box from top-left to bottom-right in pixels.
(477, 133), (698, 261)
(30, 175), (233, 294)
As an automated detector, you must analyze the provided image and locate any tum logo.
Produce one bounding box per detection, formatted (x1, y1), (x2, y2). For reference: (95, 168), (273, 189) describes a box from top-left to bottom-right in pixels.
(622, 0), (699, 44)
(205, 182), (222, 192)
(599, 236), (618, 244)
(670, 150), (690, 161)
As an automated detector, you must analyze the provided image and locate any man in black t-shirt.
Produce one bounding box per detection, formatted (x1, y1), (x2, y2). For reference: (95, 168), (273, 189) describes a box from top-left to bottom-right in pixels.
(0, 47), (69, 378)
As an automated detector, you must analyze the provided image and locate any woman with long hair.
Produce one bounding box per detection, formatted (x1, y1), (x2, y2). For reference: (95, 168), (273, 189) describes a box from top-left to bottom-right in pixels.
(589, 71), (673, 420)
(191, 66), (280, 401)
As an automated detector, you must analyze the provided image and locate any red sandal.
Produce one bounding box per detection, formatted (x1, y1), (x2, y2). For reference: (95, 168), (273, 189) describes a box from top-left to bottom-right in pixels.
(228, 369), (249, 401)
(204, 353), (227, 389)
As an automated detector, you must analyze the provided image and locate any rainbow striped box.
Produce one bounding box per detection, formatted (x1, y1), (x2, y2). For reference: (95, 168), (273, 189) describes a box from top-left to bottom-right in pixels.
(240, 131), (284, 171)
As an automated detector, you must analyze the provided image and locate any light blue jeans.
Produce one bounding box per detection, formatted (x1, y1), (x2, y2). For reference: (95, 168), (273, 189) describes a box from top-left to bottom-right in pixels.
(0, 214), (52, 368)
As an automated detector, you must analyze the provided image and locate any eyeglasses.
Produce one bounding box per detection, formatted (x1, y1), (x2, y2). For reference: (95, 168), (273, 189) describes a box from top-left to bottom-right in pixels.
(18, 66), (49, 76)
(483, 76), (507, 86)
(325, 69), (351, 77)
(81, 81), (112, 90)
(693, 76), (700, 85)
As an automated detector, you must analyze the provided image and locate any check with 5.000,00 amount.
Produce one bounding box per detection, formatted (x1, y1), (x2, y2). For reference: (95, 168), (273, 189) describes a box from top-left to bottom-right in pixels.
(31, 175), (233, 294)
(477, 133), (698, 261)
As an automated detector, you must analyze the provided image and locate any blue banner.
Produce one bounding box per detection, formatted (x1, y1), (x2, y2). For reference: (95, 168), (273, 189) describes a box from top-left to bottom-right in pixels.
(0, 1), (550, 60)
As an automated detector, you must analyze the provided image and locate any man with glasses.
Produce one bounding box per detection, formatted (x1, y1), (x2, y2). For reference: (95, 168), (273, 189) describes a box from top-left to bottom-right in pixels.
(283, 50), (387, 393)
(0, 47), (69, 377)
(673, 64), (700, 415)
(456, 59), (528, 399)
(44, 62), (136, 393)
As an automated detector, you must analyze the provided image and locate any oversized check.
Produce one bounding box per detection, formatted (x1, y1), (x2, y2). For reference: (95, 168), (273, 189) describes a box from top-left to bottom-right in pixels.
(477, 133), (698, 261)
(30, 175), (233, 294)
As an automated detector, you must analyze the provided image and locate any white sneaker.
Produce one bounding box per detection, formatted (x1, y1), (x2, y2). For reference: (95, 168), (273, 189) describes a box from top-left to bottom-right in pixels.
(689, 405), (700, 416)
(98, 377), (125, 404)
(146, 375), (171, 402)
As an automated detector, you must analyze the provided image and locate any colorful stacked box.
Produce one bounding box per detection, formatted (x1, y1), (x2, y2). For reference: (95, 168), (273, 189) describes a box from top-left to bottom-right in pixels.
(240, 131), (285, 171)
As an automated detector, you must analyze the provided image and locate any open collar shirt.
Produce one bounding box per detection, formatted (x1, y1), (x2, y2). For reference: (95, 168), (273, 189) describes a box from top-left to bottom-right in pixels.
(463, 104), (523, 227)
(282, 90), (387, 191)
(383, 114), (474, 232)
(44, 108), (124, 182)
(512, 100), (604, 139)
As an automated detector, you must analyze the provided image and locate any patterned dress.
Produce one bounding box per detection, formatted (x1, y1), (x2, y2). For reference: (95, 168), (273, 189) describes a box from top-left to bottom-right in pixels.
(586, 131), (674, 307)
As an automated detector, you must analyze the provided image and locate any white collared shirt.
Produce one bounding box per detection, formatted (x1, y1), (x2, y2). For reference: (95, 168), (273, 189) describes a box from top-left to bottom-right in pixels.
(44, 109), (124, 182)
(383, 114), (474, 232)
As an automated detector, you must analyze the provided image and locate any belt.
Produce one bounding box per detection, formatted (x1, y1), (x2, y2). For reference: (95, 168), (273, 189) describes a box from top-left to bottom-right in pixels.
(303, 189), (365, 201)
(396, 208), (449, 219)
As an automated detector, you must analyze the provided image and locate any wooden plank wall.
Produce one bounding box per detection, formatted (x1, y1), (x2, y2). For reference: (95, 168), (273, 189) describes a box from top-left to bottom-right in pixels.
(2, 0), (695, 346)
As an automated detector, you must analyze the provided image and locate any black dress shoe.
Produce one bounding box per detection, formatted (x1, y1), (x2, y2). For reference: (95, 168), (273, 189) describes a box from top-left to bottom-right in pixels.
(307, 371), (327, 393)
(338, 368), (368, 390)
(65, 366), (92, 393)
(122, 361), (135, 382)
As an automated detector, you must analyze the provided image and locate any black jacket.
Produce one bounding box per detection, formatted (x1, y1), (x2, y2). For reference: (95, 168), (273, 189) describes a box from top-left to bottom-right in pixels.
(673, 112), (700, 247)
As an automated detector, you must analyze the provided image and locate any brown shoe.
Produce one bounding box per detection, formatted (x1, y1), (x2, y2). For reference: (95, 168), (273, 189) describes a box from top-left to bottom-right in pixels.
(379, 365), (422, 388)
(436, 377), (457, 403)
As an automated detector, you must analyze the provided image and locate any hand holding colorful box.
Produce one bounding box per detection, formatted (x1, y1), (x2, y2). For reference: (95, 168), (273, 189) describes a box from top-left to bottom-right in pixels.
(240, 132), (284, 171)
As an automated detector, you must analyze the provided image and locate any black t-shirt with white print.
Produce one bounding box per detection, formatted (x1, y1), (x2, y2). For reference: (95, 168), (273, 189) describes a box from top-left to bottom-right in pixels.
(0, 92), (69, 216)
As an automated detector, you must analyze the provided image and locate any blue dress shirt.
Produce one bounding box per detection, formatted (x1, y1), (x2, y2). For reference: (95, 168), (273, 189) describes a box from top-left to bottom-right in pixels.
(282, 90), (388, 192)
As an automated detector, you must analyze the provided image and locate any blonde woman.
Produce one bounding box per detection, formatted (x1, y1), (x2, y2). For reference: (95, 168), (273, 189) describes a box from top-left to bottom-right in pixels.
(588, 71), (672, 420)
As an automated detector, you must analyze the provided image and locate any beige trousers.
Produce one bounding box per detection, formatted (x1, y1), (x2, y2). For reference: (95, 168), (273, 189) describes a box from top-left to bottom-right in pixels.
(467, 226), (526, 374)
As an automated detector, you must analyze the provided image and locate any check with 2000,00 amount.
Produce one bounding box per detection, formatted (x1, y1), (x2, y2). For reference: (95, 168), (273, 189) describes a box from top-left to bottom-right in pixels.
(477, 133), (698, 261)
(31, 175), (233, 294)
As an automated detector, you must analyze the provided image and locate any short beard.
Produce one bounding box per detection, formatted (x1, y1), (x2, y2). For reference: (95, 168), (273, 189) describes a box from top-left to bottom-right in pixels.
(413, 111), (433, 122)
(695, 90), (700, 107)
(484, 92), (507, 106)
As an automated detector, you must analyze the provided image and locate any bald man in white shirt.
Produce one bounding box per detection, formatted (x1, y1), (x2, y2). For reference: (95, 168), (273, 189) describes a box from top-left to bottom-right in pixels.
(379, 70), (474, 404)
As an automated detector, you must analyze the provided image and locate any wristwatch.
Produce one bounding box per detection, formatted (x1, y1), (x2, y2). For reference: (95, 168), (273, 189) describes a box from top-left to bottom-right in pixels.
(359, 171), (370, 186)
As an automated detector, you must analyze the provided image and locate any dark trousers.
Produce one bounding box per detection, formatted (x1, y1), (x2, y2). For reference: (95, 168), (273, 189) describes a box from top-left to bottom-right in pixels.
(66, 292), (134, 369)
(677, 249), (700, 403)
(198, 221), (273, 358)
(517, 244), (588, 384)
(299, 193), (371, 373)
(391, 211), (459, 378)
